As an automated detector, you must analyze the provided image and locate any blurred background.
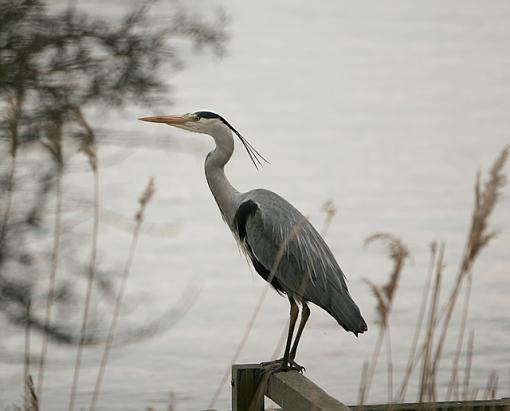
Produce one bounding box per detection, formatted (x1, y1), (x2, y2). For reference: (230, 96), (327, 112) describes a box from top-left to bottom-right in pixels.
(1, 0), (509, 410)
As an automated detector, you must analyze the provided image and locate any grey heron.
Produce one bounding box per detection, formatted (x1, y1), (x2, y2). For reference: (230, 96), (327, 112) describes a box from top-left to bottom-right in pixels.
(139, 111), (367, 371)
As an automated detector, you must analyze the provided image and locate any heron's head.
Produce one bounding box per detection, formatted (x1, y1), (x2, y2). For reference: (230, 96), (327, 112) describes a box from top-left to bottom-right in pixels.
(139, 110), (269, 168)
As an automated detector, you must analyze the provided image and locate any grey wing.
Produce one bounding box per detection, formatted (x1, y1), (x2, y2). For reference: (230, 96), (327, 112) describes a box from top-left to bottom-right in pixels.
(237, 189), (367, 335)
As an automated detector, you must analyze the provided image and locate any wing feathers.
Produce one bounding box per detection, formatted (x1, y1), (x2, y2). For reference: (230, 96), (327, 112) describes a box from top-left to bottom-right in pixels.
(237, 189), (367, 335)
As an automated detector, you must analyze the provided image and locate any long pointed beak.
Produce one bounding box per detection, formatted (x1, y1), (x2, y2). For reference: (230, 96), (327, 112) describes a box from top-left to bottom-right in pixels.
(138, 115), (189, 124)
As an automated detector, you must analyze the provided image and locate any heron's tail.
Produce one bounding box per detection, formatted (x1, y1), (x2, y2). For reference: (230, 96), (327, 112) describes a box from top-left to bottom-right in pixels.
(327, 292), (368, 336)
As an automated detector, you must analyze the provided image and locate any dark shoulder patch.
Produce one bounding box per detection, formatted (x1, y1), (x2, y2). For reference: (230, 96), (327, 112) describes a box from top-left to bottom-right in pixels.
(233, 200), (258, 240)
(234, 200), (285, 295)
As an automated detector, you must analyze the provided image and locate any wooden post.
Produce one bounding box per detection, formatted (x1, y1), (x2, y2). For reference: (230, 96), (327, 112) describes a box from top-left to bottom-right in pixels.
(231, 364), (265, 411)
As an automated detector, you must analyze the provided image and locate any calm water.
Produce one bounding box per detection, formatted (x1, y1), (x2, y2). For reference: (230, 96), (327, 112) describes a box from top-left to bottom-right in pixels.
(1, 1), (510, 410)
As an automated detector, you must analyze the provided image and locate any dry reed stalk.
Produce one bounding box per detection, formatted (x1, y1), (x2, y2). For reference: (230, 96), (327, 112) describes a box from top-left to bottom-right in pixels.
(68, 110), (99, 411)
(394, 147), (507, 405)
(207, 220), (306, 410)
(445, 272), (473, 402)
(483, 371), (498, 400)
(359, 233), (409, 405)
(396, 242), (437, 402)
(25, 375), (40, 411)
(364, 233), (409, 328)
(320, 200), (337, 237)
(418, 243), (444, 403)
(358, 327), (384, 406)
(168, 391), (176, 411)
(24, 301), (32, 411)
(462, 331), (474, 401)
(0, 153), (16, 244)
(36, 122), (64, 404)
(0, 93), (22, 252)
(358, 361), (369, 411)
(430, 147), (508, 390)
(385, 325), (394, 403)
(88, 177), (155, 411)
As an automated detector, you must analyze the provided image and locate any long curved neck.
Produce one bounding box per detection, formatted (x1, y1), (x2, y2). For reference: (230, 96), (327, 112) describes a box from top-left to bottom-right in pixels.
(205, 128), (240, 226)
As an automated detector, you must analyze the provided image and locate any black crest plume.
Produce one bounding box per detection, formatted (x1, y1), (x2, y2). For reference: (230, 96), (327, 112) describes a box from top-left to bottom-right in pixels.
(194, 111), (270, 169)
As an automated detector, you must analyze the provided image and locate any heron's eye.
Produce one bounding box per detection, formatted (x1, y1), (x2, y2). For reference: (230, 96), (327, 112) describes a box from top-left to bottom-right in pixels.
(193, 114), (200, 121)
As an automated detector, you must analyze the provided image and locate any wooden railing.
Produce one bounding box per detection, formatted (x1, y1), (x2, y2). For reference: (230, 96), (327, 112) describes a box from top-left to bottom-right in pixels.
(227, 363), (510, 411)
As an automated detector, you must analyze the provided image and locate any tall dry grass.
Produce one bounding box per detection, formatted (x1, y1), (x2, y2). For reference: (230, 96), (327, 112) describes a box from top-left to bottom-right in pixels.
(361, 145), (508, 405)
(8, 107), (158, 411)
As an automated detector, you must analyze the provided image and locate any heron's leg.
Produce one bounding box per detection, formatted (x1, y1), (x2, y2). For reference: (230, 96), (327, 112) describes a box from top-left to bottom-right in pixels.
(260, 297), (301, 373)
(289, 301), (310, 362)
(282, 297), (299, 365)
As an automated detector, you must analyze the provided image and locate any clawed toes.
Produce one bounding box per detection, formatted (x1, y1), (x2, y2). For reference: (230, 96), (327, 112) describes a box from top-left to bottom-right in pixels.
(259, 358), (306, 374)
(288, 360), (305, 373)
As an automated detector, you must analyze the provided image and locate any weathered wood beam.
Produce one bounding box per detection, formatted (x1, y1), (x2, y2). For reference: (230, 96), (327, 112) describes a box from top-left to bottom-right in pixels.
(350, 398), (510, 411)
(267, 369), (352, 411)
(230, 363), (510, 411)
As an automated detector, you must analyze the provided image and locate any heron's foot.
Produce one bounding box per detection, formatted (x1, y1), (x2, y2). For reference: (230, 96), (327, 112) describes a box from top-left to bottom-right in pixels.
(288, 359), (305, 373)
(260, 358), (305, 374)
